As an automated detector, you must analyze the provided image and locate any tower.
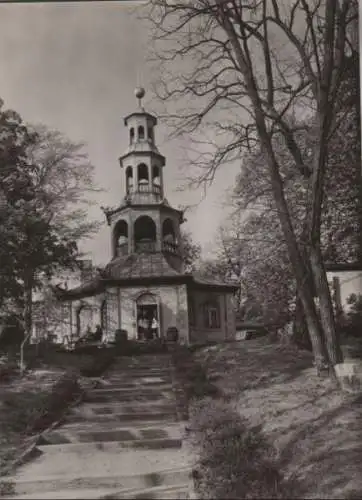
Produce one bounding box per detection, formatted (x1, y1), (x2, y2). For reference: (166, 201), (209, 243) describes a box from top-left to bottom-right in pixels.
(105, 87), (184, 274)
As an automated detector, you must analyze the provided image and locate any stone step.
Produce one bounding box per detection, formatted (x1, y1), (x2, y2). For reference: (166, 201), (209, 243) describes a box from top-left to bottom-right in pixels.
(85, 402), (176, 414)
(60, 419), (183, 431)
(4, 483), (192, 500)
(108, 370), (172, 378)
(84, 392), (174, 403)
(88, 384), (173, 394)
(38, 424), (184, 448)
(10, 466), (192, 496)
(98, 379), (170, 389)
(13, 448), (192, 482)
(63, 411), (177, 425)
(37, 437), (182, 454)
(101, 482), (192, 500)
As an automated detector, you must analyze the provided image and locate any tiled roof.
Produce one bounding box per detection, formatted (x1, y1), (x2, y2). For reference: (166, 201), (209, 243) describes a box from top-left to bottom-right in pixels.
(52, 277), (105, 300)
(105, 252), (181, 280)
(190, 273), (239, 290)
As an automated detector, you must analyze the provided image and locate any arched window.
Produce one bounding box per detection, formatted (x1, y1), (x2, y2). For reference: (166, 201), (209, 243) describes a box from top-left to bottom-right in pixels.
(203, 300), (220, 329)
(137, 163), (149, 191)
(76, 304), (94, 337)
(126, 166), (133, 193)
(138, 125), (145, 140)
(113, 219), (128, 257)
(152, 165), (160, 188)
(134, 215), (156, 252)
(147, 126), (154, 142)
(130, 128), (135, 144)
(162, 219), (175, 242)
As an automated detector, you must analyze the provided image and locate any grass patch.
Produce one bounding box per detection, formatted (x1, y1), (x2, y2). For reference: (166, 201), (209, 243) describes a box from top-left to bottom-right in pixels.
(171, 346), (292, 499)
(190, 398), (292, 499)
(0, 372), (83, 436)
(0, 370), (84, 489)
(193, 338), (362, 498)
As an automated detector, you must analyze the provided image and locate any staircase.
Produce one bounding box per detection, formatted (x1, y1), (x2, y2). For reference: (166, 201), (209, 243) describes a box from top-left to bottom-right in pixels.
(5, 354), (195, 499)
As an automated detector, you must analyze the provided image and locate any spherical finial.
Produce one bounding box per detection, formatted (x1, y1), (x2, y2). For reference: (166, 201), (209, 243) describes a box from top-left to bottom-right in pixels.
(134, 87), (145, 100)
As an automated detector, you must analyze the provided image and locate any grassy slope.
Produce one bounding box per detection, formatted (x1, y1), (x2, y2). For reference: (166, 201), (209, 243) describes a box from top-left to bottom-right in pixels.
(194, 339), (362, 499)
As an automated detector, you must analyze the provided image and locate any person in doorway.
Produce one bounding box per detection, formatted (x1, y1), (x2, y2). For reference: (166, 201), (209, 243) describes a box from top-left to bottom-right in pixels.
(151, 316), (159, 339)
(94, 324), (103, 342)
(138, 314), (147, 340)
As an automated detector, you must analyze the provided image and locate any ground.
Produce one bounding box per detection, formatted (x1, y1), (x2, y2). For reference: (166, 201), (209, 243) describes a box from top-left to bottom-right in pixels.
(193, 338), (362, 499)
(1, 353), (195, 499)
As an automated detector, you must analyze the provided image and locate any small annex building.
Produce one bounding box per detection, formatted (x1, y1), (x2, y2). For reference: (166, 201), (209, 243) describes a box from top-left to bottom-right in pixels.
(54, 88), (238, 345)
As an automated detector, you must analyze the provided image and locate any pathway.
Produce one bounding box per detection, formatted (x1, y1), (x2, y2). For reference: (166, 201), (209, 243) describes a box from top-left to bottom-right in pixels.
(5, 354), (194, 499)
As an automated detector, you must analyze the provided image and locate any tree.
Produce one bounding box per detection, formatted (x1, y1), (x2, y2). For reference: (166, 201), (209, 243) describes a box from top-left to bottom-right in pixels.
(0, 107), (101, 341)
(0, 99), (38, 310)
(180, 229), (202, 272)
(146, 0), (359, 372)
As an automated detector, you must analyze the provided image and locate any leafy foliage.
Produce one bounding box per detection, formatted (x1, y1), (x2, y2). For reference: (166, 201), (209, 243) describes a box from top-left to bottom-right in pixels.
(0, 101), (100, 324)
(180, 229), (202, 273)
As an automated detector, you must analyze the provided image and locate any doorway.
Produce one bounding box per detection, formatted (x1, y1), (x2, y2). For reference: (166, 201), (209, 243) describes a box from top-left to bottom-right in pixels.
(136, 293), (160, 341)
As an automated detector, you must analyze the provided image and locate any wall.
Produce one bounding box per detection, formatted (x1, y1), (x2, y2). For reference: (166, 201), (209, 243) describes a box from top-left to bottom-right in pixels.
(188, 289), (230, 344)
(119, 283), (189, 343)
(327, 270), (362, 312)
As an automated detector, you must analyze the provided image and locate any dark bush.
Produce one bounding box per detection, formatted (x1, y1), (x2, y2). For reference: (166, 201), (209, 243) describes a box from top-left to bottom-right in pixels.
(79, 348), (116, 377)
(0, 372), (83, 435)
(31, 373), (83, 432)
(171, 346), (293, 499)
(191, 398), (287, 499)
(0, 361), (19, 383)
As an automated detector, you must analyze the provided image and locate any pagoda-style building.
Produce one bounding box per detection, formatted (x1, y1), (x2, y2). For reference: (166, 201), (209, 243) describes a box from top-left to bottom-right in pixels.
(54, 88), (237, 345)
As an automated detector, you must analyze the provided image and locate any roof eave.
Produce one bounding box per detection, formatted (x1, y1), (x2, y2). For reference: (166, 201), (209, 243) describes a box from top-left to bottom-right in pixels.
(119, 150), (166, 167)
(123, 112), (157, 126)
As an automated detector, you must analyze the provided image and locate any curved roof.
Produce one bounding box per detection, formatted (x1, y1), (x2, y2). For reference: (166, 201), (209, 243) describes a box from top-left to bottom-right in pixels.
(105, 252), (181, 280)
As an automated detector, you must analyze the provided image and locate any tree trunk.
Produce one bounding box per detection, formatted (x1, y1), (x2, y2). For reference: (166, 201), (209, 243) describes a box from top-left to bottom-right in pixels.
(310, 247), (343, 365)
(265, 151), (328, 371)
(221, 12), (329, 373)
(23, 272), (33, 342)
(293, 295), (312, 352)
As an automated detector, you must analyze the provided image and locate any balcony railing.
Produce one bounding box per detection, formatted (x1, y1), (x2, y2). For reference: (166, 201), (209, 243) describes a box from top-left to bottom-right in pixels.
(135, 241), (157, 253)
(117, 243), (128, 257)
(162, 241), (179, 255)
(127, 184), (161, 195)
(138, 183), (161, 194)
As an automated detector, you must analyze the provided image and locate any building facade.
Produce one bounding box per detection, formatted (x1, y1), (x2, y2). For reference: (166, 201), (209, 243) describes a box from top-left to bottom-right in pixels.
(54, 88), (238, 345)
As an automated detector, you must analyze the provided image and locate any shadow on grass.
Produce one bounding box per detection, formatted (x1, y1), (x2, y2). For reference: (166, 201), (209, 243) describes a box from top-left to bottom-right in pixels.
(198, 340), (316, 395)
(171, 345), (301, 499)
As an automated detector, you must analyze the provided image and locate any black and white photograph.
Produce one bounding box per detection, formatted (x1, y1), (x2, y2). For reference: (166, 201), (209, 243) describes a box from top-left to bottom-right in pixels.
(0, 0), (361, 498)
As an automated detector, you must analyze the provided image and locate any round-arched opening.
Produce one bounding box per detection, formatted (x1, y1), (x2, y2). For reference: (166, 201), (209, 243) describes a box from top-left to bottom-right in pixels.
(113, 219), (128, 257)
(130, 128), (135, 144)
(134, 215), (156, 252)
(138, 125), (145, 140)
(152, 165), (161, 193)
(137, 163), (149, 191)
(76, 304), (94, 338)
(126, 166), (133, 193)
(136, 292), (159, 341)
(162, 218), (178, 253)
(147, 126), (154, 143)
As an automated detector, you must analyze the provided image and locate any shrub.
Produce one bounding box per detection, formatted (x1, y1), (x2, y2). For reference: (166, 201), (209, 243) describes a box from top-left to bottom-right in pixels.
(79, 348), (116, 377)
(31, 372), (83, 432)
(190, 398), (287, 499)
(0, 372), (83, 435)
(0, 360), (19, 383)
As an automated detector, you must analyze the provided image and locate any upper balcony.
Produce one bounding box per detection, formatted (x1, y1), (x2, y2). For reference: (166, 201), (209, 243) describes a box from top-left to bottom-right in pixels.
(125, 183), (162, 205)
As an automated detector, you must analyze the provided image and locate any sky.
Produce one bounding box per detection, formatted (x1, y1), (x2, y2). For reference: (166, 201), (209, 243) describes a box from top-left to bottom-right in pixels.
(0, 0), (240, 266)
